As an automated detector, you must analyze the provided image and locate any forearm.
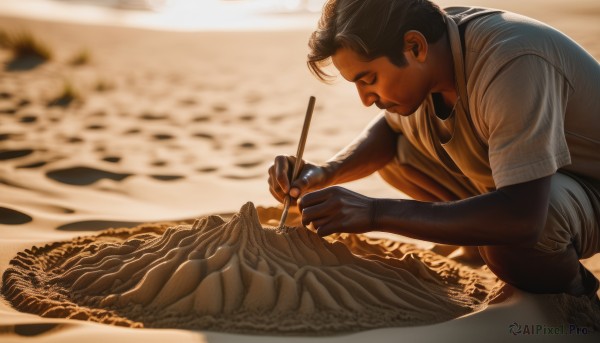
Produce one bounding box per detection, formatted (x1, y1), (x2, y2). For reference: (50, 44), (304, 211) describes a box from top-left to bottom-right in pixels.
(374, 177), (551, 246)
(324, 114), (397, 185)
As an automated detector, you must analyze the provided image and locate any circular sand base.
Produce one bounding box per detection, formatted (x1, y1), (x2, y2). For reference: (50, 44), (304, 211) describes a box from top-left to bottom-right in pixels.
(2, 203), (501, 335)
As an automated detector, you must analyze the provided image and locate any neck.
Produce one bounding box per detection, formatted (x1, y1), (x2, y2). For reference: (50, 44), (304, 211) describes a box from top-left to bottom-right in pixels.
(428, 32), (458, 107)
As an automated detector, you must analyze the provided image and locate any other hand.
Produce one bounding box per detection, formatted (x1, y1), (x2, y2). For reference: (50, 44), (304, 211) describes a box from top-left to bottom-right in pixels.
(298, 186), (376, 236)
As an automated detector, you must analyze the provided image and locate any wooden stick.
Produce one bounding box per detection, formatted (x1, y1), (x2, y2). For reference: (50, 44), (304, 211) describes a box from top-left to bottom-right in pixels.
(278, 96), (316, 228)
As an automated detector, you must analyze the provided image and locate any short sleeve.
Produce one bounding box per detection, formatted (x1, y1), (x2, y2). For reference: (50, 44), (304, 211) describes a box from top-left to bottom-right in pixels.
(479, 55), (572, 188)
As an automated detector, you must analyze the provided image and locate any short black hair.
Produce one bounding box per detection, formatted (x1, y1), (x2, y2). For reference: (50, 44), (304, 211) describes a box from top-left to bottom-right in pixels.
(308, 0), (447, 81)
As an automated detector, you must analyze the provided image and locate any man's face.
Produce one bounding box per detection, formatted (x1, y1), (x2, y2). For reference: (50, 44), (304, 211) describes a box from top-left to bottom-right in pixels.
(331, 46), (431, 116)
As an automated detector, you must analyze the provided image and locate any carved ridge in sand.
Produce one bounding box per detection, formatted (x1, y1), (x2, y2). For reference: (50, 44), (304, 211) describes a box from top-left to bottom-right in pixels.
(2, 202), (499, 334)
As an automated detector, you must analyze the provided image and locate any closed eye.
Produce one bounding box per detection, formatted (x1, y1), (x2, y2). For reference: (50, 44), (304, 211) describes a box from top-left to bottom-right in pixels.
(363, 74), (377, 85)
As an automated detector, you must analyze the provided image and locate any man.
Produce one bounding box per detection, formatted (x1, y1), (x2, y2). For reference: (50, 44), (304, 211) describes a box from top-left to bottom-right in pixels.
(268, 0), (600, 299)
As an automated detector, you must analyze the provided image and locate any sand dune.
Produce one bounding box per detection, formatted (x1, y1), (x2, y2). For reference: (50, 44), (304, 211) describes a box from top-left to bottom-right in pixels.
(2, 203), (501, 334)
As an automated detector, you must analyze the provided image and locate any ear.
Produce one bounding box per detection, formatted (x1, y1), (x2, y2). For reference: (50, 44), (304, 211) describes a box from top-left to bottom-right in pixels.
(403, 30), (428, 62)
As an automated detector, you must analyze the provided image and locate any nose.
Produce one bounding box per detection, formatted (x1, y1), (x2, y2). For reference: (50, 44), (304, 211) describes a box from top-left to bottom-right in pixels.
(357, 85), (378, 107)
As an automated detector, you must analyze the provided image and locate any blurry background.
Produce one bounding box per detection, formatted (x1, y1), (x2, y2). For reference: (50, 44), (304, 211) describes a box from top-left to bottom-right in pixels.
(0, 0), (598, 55)
(0, 0), (598, 222)
(0, 0), (327, 31)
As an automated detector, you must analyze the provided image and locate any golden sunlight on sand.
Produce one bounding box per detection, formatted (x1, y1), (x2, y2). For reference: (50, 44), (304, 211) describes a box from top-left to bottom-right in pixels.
(0, 0), (599, 342)
(3, 203), (500, 334)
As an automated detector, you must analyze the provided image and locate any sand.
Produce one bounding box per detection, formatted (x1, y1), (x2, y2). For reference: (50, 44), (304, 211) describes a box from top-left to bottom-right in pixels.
(0, 0), (599, 342)
(2, 202), (502, 334)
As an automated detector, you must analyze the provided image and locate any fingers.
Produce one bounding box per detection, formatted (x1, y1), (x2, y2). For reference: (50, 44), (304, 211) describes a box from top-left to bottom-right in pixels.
(298, 186), (375, 237)
(299, 198), (329, 227)
(299, 188), (340, 237)
(298, 186), (331, 212)
(290, 167), (320, 198)
(304, 210), (338, 237)
(268, 155), (295, 203)
(268, 155), (329, 207)
(269, 155), (318, 204)
(314, 222), (338, 237)
(274, 155), (292, 194)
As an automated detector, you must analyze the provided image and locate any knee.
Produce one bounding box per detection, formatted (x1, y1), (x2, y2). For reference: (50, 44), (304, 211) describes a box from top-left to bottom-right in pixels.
(479, 245), (579, 293)
(479, 245), (528, 289)
(533, 200), (571, 256)
(532, 175), (580, 257)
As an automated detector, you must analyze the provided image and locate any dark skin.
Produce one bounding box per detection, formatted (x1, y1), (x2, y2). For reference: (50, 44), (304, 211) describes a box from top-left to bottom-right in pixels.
(270, 116), (551, 246)
(268, 30), (585, 295)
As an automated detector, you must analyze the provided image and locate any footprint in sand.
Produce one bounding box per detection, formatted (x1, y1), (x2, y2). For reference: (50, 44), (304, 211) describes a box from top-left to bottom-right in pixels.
(238, 114), (255, 122)
(238, 142), (256, 149)
(124, 128), (141, 135)
(269, 140), (294, 147)
(19, 115), (38, 123)
(0, 207), (33, 225)
(0, 107), (17, 115)
(17, 161), (48, 169)
(191, 115), (211, 123)
(86, 124), (106, 130)
(191, 133), (221, 150)
(149, 174), (185, 181)
(234, 161), (263, 169)
(17, 99), (31, 108)
(196, 167), (218, 173)
(222, 174), (262, 180)
(191, 132), (213, 140)
(0, 149), (34, 160)
(57, 219), (144, 231)
(66, 136), (84, 144)
(0, 133), (25, 141)
(152, 133), (174, 141)
(46, 166), (132, 186)
(212, 104), (227, 113)
(139, 112), (168, 121)
(102, 156), (121, 163)
(11, 323), (65, 337)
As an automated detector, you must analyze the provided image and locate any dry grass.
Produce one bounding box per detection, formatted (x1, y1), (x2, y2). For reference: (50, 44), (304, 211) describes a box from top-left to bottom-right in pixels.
(1, 29), (53, 61)
(69, 49), (91, 66)
(94, 78), (115, 92)
(48, 79), (81, 107)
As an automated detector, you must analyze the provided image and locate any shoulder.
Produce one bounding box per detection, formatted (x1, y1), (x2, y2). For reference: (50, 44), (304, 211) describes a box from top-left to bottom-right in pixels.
(467, 11), (565, 52)
(459, 9), (585, 71)
(459, 9), (592, 108)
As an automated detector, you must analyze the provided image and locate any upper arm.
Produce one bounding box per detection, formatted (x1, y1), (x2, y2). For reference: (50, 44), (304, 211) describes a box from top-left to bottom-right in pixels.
(477, 55), (572, 189)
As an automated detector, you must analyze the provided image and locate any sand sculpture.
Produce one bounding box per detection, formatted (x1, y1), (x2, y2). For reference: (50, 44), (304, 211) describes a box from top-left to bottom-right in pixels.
(2, 202), (500, 334)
